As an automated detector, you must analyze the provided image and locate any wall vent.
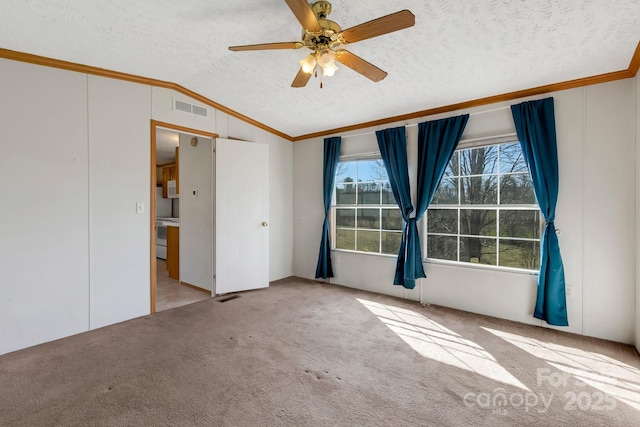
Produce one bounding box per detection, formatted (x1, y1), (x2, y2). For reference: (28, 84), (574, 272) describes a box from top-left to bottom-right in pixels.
(173, 98), (208, 118)
(192, 105), (208, 117)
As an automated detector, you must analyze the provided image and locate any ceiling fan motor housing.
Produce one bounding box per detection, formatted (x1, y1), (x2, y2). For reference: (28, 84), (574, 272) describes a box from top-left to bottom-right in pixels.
(302, 10), (342, 50)
(311, 1), (332, 19)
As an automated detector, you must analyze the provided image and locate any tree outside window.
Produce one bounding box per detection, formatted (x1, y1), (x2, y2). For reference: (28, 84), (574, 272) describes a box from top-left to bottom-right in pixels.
(427, 142), (540, 270)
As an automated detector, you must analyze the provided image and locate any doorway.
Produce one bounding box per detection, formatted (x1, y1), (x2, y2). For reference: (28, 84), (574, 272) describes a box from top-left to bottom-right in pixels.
(150, 120), (218, 313)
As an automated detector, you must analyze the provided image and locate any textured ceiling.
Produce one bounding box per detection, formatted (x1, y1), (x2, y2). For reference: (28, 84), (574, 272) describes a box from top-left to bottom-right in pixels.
(1, 1), (639, 138)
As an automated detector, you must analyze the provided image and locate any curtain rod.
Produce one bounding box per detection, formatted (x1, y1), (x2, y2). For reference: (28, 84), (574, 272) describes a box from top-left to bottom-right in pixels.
(338, 105), (512, 140)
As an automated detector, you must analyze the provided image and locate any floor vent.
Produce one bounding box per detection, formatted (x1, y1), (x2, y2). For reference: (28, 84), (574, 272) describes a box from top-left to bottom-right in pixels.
(173, 98), (208, 117)
(217, 295), (240, 303)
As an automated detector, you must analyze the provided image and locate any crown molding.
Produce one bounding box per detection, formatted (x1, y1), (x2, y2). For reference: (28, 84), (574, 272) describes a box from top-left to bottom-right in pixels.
(2, 41), (639, 143)
(292, 41), (640, 141)
(0, 48), (293, 141)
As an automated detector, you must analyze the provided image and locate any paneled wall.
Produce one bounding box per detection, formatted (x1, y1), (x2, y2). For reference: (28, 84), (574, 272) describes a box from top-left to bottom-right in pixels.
(293, 79), (637, 344)
(0, 58), (294, 355)
(1, 59), (90, 353)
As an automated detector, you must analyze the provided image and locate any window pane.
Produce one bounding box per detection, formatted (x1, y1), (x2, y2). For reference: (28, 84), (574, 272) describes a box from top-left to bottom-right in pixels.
(460, 146), (498, 176)
(336, 229), (355, 250)
(427, 209), (458, 234)
(461, 176), (497, 204)
(381, 231), (402, 254)
(336, 162), (356, 183)
(336, 208), (355, 228)
(460, 209), (497, 236)
(499, 240), (540, 270)
(358, 182), (381, 205)
(500, 143), (528, 173)
(500, 174), (536, 204)
(499, 210), (540, 239)
(357, 160), (383, 182)
(381, 209), (403, 230)
(336, 183), (356, 205)
(432, 178), (459, 205)
(381, 182), (395, 205)
(357, 208), (380, 229)
(357, 230), (380, 253)
(442, 152), (459, 177)
(460, 237), (497, 265)
(422, 142), (539, 271)
(427, 235), (458, 261)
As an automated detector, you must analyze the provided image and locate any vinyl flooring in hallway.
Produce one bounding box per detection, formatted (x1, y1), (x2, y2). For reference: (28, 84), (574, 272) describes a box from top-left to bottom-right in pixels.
(156, 259), (210, 312)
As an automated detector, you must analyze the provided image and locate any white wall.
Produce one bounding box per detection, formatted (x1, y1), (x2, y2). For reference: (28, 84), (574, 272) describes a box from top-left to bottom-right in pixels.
(88, 75), (152, 329)
(293, 79), (637, 344)
(582, 81), (635, 342)
(0, 59), (90, 354)
(179, 135), (213, 291)
(268, 133), (294, 281)
(0, 60), (295, 355)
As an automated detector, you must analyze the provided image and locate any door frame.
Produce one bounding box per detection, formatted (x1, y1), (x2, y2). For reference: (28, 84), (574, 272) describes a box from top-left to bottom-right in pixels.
(150, 120), (218, 313)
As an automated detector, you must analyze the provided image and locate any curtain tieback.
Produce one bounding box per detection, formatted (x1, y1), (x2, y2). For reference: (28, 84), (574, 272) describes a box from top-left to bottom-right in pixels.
(544, 220), (559, 234)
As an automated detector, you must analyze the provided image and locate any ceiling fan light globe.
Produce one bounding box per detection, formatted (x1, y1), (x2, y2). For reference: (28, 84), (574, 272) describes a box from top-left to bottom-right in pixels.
(318, 49), (336, 66)
(322, 63), (338, 77)
(299, 54), (317, 74)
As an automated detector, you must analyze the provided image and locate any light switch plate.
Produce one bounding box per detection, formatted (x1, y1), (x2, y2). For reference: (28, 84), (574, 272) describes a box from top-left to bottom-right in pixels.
(136, 202), (145, 214)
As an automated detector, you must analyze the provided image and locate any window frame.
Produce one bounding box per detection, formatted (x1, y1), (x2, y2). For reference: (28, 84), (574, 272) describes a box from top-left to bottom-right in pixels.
(423, 138), (542, 273)
(331, 156), (403, 257)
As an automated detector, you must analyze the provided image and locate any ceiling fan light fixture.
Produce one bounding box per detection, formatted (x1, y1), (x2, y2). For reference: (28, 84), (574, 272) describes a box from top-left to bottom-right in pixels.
(299, 53), (317, 74)
(322, 62), (338, 77)
(318, 49), (336, 67)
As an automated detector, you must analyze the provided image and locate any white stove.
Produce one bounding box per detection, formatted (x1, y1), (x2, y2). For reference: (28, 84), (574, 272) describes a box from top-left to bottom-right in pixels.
(156, 217), (179, 259)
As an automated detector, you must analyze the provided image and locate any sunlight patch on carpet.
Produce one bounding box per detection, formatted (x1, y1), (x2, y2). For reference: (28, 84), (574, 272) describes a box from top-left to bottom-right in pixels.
(357, 298), (528, 390)
(483, 327), (640, 411)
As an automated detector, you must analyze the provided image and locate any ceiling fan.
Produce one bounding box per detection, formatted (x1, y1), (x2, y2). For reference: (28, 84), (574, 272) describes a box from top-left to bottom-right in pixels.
(229, 0), (415, 87)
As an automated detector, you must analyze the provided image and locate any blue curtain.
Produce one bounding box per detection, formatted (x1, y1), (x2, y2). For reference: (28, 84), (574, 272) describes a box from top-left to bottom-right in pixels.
(376, 118), (469, 289)
(315, 136), (342, 279)
(415, 114), (469, 255)
(375, 127), (419, 288)
(511, 97), (568, 326)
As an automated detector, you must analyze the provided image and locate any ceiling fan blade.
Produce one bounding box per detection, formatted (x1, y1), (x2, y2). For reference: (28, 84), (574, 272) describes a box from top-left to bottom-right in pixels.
(285, 0), (322, 32)
(340, 10), (415, 44)
(229, 42), (304, 51)
(291, 67), (312, 88)
(335, 50), (387, 82)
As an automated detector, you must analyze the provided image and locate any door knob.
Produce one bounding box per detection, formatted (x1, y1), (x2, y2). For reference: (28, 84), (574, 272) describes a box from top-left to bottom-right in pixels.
(261, 221), (269, 227)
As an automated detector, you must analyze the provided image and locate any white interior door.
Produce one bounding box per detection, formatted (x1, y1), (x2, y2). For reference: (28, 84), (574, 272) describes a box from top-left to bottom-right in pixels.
(215, 138), (269, 294)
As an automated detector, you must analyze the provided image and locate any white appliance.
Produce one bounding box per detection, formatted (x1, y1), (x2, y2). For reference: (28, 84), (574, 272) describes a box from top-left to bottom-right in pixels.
(156, 221), (168, 260)
(167, 180), (179, 198)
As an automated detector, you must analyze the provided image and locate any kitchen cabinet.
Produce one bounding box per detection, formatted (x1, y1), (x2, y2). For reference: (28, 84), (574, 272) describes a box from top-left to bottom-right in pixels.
(161, 166), (171, 198)
(167, 225), (179, 280)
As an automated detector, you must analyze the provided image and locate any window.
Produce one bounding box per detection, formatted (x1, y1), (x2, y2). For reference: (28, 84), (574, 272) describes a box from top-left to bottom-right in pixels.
(332, 159), (402, 255)
(426, 142), (541, 270)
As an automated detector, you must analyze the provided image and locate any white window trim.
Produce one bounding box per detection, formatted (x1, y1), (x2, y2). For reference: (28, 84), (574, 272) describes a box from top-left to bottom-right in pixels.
(423, 138), (542, 272)
(332, 157), (403, 255)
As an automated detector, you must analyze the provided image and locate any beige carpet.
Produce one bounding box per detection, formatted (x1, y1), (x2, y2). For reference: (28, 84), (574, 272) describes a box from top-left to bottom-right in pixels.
(1, 277), (639, 426)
